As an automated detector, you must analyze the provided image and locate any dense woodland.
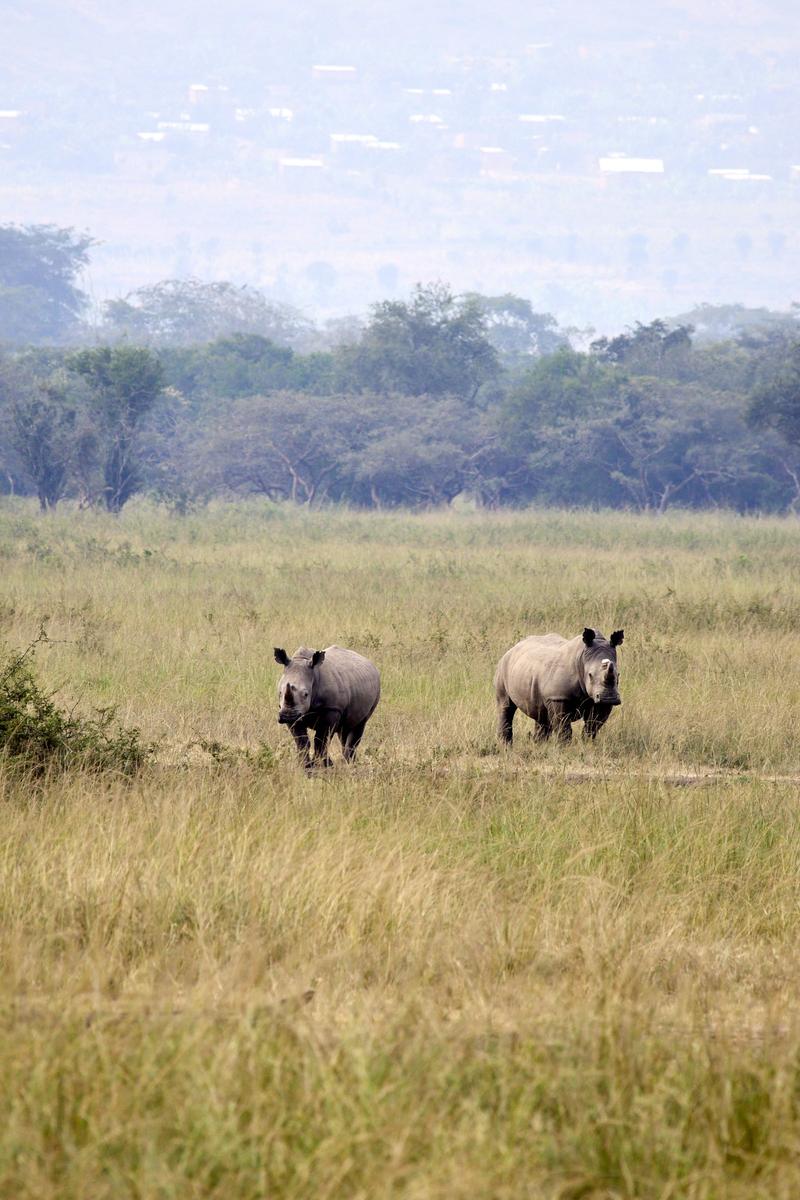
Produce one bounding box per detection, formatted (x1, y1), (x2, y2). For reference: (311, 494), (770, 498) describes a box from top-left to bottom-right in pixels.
(2, 223), (800, 513)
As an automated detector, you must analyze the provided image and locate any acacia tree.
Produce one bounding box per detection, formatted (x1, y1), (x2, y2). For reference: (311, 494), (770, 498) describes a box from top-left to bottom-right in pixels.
(599, 386), (707, 513)
(189, 392), (353, 506)
(345, 394), (500, 507)
(67, 346), (164, 512)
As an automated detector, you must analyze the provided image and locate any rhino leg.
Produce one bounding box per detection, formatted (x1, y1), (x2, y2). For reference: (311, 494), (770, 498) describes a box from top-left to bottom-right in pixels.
(310, 711), (339, 768)
(583, 703), (613, 741)
(497, 695), (517, 744)
(290, 725), (312, 768)
(546, 702), (573, 744)
(342, 719), (367, 763)
(532, 716), (551, 742)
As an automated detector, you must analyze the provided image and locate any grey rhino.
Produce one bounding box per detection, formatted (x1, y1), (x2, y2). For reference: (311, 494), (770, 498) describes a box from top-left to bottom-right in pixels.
(274, 644), (380, 768)
(494, 627), (624, 744)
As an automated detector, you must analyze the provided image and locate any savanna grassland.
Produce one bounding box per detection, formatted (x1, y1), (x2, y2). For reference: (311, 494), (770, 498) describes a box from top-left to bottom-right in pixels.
(1, 500), (800, 1199)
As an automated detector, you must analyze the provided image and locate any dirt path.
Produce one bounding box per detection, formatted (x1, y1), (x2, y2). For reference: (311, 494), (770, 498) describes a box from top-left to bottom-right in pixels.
(157, 740), (800, 787)
(461, 760), (800, 787)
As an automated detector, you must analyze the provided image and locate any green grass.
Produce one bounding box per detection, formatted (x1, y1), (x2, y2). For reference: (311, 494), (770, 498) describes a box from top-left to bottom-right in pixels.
(1, 498), (800, 1198)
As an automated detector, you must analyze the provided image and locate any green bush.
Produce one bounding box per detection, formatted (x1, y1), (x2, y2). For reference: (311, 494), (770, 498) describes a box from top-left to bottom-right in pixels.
(0, 637), (151, 775)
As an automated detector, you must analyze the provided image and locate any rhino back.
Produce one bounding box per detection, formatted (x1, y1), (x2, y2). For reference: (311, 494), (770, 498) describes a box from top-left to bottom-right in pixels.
(315, 645), (380, 723)
(498, 634), (583, 712)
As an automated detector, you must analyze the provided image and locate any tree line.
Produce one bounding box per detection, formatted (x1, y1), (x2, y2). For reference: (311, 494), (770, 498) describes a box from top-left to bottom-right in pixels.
(1, 223), (800, 513)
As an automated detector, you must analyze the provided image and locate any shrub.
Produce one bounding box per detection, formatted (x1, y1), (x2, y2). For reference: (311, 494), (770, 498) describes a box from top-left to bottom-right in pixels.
(0, 635), (151, 775)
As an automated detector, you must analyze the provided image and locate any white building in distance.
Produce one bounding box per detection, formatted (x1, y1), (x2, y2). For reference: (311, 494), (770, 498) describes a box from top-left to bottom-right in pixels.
(599, 155), (665, 174)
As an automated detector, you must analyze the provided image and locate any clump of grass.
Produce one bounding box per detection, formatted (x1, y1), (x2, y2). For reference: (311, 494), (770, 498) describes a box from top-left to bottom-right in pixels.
(188, 735), (276, 768)
(0, 633), (151, 775)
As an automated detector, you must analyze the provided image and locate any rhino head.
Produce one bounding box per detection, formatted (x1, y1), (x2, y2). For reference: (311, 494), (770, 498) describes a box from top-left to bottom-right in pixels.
(581, 628), (624, 706)
(274, 647), (326, 724)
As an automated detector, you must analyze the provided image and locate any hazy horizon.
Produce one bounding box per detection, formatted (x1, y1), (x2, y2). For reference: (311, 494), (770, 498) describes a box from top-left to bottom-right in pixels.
(4, 0), (800, 331)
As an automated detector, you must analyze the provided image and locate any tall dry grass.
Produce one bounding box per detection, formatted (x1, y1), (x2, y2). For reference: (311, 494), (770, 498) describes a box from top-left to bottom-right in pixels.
(1, 499), (800, 1197)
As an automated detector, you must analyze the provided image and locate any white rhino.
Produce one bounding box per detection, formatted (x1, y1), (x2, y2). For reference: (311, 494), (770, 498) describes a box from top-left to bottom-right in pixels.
(494, 627), (624, 744)
(274, 644), (380, 768)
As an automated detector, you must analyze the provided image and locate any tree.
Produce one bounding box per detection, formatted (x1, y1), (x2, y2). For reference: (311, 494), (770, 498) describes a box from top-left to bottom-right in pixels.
(747, 342), (800, 447)
(591, 319), (693, 377)
(159, 333), (335, 403)
(103, 279), (313, 348)
(0, 352), (94, 508)
(0, 224), (94, 344)
(499, 347), (624, 506)
(67, 346), (164, 512)
(338, 283), (500, 399)
(9, 380), (82, 510)
(346, 394), (492, 507)
(465, 293), (568, 364)
(595, 385), (710, 513)
(496, 343), (783, 512)
(590, 380), (789, 513)
(189, 392), (354, 506)
(0, 351), (99, 508)
(671, 303), (800, 345)
(502, 346), (620, 437)
(747, 340), (800, 509)
(315, 315), (365, 351)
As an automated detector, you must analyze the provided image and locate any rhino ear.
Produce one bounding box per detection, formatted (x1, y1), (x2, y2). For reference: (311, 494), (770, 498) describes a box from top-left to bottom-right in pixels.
(311, 649), (326, 668)
(582, 627), (596, 646)
(610, 629), (624, 647)
(274, 647), (290, 666)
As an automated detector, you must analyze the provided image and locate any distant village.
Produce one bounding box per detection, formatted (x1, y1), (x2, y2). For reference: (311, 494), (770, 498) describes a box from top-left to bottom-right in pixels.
(3, 39), (798, 190)
(2, 31), (798, 326)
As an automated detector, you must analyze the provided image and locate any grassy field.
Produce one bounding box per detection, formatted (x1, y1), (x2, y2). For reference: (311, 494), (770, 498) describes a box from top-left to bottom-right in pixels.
(1, 499), (800, 1198)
